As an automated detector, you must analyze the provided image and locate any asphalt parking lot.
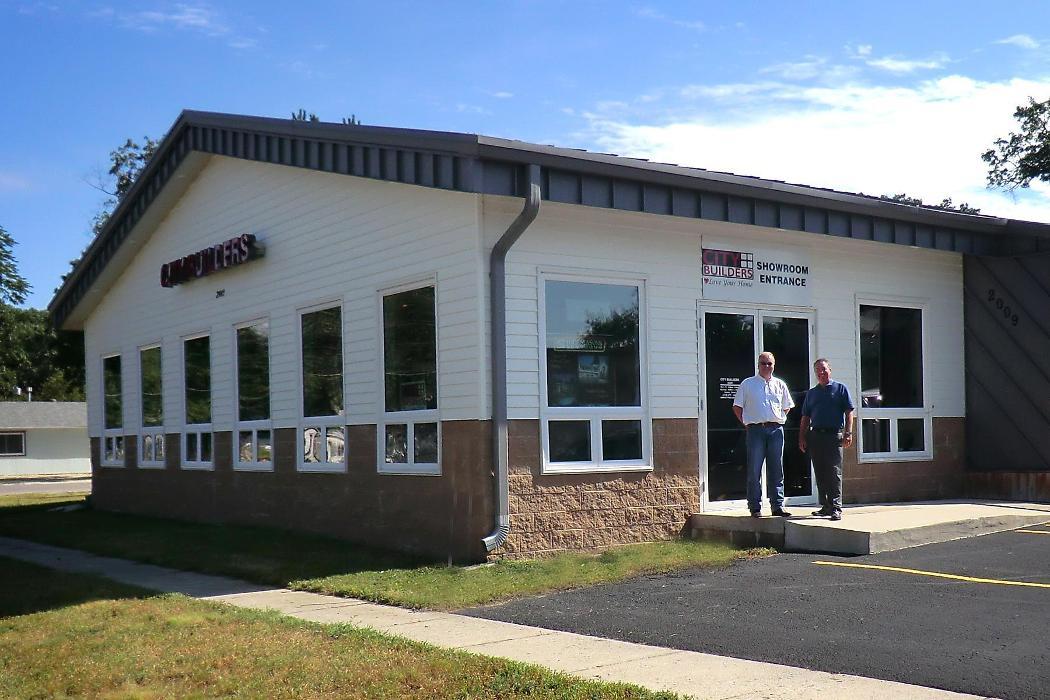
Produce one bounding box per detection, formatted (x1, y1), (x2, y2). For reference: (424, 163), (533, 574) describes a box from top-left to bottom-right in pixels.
(465, 526), (1050, 700)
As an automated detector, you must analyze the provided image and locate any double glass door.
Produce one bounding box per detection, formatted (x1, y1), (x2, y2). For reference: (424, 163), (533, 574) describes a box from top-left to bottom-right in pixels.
(700, 306), (815, 509)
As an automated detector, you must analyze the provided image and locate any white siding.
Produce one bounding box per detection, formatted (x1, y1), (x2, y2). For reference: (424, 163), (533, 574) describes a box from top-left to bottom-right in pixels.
(85, 156), (485, 437)
(0, 428), (90, 476)
(483, 197), (964, 421)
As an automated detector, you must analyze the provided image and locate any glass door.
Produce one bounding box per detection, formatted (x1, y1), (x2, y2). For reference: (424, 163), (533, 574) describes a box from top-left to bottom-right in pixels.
(699, 305), (816, 510)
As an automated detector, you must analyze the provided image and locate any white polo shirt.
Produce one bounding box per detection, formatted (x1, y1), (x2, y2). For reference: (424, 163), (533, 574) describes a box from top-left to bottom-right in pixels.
(733, 374), (794, 425)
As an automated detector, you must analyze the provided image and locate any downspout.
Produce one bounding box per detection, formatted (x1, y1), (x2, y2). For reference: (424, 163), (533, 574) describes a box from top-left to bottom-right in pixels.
(483, 163), (542, 552)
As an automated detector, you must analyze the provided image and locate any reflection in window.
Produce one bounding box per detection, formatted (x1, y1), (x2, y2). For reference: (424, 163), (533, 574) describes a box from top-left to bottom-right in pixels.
(602, 420), (643, 461)
(545, 281), (639, 408)
(302, 307), (343, 417)
(862, 419), (890, 453)
(239, 430), (271, 464)
(897, 419), (925, 452)
(103, 355), (122, 430)
(549, 421), (591, 462)
(383, 287), (436, 412)
(385, 424), (408, 463)
(140, 347), (162, 427)
(414, 423), (438, 463)
(237, 322), (270, 421)
(184, 336), (211, 424)
(860, 306), (923, 408)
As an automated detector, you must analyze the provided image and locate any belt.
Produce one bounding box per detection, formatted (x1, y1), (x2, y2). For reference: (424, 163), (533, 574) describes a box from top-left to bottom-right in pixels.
(809, 427), (842, 433)
(747, 421), (783, 428)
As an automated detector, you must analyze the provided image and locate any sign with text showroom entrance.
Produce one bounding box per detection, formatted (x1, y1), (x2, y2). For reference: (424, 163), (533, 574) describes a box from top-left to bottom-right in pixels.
(700, 239), (812, 305)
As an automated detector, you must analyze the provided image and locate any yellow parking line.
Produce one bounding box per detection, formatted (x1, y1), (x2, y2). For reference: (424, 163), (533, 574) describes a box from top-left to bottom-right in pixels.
(813, 561), (1050, 589)
(1016, 529), (1050, 535)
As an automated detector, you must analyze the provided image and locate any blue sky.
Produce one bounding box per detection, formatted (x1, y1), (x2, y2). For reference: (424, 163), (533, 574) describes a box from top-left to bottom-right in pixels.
(3, 1), (1050, 309)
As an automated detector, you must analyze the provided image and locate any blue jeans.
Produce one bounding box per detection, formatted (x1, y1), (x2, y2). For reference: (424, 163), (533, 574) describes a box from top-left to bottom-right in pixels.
(745, 424), (785, 513)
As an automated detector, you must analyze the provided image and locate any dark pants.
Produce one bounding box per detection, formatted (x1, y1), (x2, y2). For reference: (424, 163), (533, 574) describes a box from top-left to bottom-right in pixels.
(808, 431), (843, 513)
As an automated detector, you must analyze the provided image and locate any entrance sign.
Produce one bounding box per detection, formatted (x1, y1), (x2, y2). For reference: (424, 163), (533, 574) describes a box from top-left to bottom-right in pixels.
(701, 239), (811, 305)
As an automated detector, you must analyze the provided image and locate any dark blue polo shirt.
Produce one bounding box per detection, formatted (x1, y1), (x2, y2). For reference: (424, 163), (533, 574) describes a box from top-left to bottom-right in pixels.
(801, 380), (855, 429)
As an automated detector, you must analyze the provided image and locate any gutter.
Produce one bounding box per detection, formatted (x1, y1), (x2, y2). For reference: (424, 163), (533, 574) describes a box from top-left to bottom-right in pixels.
(483, 163), (542, 553)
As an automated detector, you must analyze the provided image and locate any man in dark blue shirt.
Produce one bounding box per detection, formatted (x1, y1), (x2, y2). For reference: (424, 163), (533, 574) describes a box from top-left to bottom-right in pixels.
(799, 358), (855, 521)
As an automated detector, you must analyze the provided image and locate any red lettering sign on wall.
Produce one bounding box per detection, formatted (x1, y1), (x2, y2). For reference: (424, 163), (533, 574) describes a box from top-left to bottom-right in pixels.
(160, 234), (262, 288)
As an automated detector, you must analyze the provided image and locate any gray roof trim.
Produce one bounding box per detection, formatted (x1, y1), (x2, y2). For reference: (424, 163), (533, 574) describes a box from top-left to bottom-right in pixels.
(0, 402), (87, 429)
(49, 110), (1050, 329)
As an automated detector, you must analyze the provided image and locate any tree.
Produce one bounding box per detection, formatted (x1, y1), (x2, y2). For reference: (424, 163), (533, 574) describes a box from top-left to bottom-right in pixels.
(0, 225), (30, 306)
(91, 137), (159, 236)
(879, 193), (980, 215)
(292, 108), (361, 125)
(983, 96), (1050, 190)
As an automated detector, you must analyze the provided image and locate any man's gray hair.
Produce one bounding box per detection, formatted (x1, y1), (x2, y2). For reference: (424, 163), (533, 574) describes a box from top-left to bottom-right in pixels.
(813, 357), (831, 370)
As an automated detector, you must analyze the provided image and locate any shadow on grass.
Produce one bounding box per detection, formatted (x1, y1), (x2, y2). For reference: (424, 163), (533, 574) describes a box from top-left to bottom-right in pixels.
(0, 555), (153, 618)
(0, 497), (435, 587)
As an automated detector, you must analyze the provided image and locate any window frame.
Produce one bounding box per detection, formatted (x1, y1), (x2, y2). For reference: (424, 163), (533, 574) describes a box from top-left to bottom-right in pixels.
(0, 431), (26, 457)
(854, 296), (933, 462)
(181, 331), (214, 470)
(101, 352), (124, 468)
(538, 271), (652, 475)
(296, 300), (347, 473)
(377, 278), (441, 476)
(138, 343), (166, 469)
(233, 318), (274, 472)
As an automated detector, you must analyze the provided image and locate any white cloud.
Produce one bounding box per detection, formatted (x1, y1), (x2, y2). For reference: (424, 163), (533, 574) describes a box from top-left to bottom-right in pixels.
(865, 53), (948, 74)
(0, 172), (32, 193)
(456, 103), (493, 115)
(635, 7), (705, 32)
(489, 91), (514, 99)
(92, 3), (260, 49)
(579, 76), (1050, 222)
(996, 34), (1040, 50)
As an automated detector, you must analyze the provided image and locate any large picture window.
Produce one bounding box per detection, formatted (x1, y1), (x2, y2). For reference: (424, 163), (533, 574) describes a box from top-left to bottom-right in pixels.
(380, 285), (439, 475)
(236, 320), (272, 470)
(857, 303), (930, 459)
(542, 278), (649, 473)
(102, 354), (124, 466)
(300, 305), (345, 470)
(139, 346), (165, 467)
(182, 335), (212, 468)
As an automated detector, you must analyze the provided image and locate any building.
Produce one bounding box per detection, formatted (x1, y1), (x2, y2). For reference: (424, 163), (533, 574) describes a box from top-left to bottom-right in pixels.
(0, 402), (90, 477)
(48, 111), (1050, 562)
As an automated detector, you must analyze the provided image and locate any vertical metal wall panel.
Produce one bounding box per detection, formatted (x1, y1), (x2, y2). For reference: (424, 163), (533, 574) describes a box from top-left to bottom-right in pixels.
(672, 189), (698, 218)
(613, 181), (642, 211)
(581, 175), (612, 208)
(754, 200), (777, 228)
(916, 224), (934, 248)
(548, 170), (579, 203)
(480, 162), (514, 195)
(417, 152), (434, 186)
(644, 185), (671, 216)
(850, 215), (874, 240)
(436, 155), (454, 189)
(727, 196), (752, 224)
(803, 208), (825, 234)
(828, 211), (849, 237)
(964, 253), (1050, 471)
(700, 193), (727, 221)
(779, 205), (803, 231)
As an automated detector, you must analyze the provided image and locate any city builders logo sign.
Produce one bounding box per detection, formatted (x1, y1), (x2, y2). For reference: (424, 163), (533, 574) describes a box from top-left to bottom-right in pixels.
(701, 240), (811, 304)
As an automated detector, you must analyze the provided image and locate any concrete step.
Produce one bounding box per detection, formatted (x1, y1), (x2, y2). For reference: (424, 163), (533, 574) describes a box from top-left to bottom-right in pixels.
(688, 500), (1050, 555)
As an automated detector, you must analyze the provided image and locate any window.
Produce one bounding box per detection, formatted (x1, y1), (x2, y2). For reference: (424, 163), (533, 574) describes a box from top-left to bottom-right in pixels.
(300, 305), (345, 470)
(139, 346), (165, 468)
(102, 354), (124, 466)
(182, 335), (212, 468)
(379, 284), (439, 475)
(857, 303), (930, 459)
(0, 432), (26, 457)
(236, 320), (272, 470)
(541, 278), (650, 473)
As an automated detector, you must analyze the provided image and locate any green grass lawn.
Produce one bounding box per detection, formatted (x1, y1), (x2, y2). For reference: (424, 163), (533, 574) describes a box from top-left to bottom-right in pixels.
(0, 556), (681, 700)
(0, 493), (773, 610)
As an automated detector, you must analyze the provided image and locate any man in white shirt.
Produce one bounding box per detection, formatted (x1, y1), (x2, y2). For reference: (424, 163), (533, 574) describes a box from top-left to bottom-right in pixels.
(732, 351), (795, 517)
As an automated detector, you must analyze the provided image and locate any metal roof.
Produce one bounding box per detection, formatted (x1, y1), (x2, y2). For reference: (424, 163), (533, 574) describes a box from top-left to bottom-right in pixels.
(0, 402), (87, 429)
(49, 110), (1050, 330)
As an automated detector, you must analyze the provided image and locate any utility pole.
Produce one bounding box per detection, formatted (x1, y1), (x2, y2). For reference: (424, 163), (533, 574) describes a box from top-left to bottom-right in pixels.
(14, 386), (32, 402)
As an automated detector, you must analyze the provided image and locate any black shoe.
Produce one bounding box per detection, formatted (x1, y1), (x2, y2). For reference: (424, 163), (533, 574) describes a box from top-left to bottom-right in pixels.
(750, 511), (762, 518)
(770, 508), (792, 517)
(812, 508), (832, 517)
(829, 512), (842, 521)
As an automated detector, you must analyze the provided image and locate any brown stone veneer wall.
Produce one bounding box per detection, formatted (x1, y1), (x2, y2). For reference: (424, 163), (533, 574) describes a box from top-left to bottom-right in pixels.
(90, 421), (494, 563)
(843, 417), (965, 503)
(499, 418), (701, 558)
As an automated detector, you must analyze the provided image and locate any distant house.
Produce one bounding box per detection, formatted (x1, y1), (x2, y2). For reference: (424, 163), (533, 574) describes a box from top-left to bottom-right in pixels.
(0, 402), (90, 477)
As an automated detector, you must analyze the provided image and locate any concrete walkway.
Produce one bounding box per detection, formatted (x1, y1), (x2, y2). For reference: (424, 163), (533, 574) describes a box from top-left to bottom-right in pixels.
(0, 536), (986, 700)
(690, 500), (1050, 554)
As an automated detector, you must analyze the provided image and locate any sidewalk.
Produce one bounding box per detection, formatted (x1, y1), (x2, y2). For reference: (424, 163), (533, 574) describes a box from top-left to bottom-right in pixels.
(0, 536), (983, 700)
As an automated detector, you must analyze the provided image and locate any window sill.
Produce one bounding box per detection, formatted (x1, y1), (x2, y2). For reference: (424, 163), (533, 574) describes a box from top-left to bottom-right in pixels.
(99, 462), (125, 468)
(378, 462), (441, 476)
(180, 463), (214, 471)
(137, 462), (166, 470)
(234, 462), (274, 472)
(542, 463), (653, 475)
(858, 452), (933, 463)
(297, 462), (347, 474)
